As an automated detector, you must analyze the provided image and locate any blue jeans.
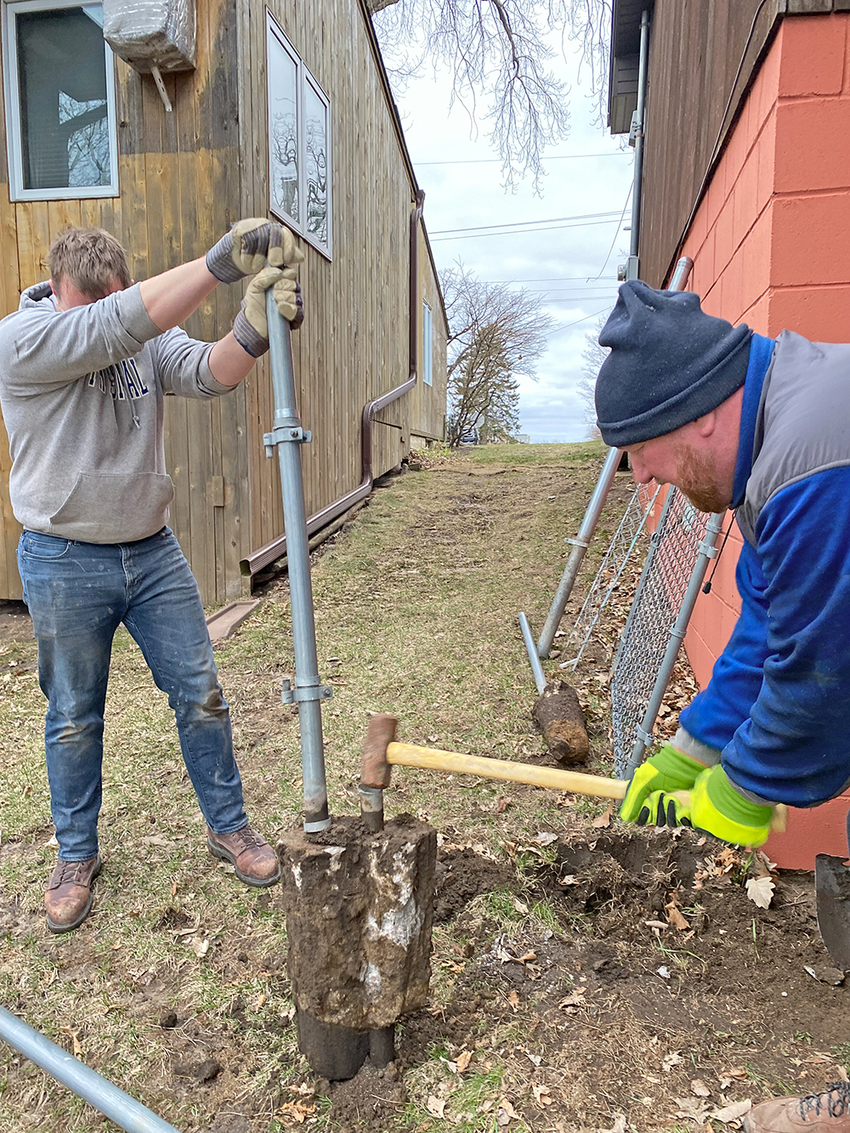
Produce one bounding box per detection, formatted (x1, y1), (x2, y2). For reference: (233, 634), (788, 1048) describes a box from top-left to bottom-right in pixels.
(18, 528), (247, 861)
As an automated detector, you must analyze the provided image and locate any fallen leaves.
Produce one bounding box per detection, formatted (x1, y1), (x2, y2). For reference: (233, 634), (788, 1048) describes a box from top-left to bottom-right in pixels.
(746, 875), (775, 909)
(592, 805), (614, 829)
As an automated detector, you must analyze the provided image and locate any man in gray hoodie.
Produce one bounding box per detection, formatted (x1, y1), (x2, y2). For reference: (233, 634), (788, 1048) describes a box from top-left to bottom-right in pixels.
(0, 220), (302, 933)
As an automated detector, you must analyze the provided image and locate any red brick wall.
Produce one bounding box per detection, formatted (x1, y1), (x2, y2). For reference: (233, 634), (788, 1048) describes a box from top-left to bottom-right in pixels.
(674, 14), (850, 865)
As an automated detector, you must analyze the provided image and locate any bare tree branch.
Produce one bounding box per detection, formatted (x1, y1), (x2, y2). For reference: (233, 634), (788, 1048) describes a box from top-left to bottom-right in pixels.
(441, 263), (553, 445)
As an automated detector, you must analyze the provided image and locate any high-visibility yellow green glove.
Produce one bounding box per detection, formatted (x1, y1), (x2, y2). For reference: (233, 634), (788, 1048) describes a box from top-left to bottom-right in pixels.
(233, 266), (302, 357)
(636, 764), (774, 847)
(206, 218), (304, 283)
(620, 743), (707, 824)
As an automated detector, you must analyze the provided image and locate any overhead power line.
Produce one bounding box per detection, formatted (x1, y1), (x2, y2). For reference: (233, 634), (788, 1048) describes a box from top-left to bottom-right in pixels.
(431, 217), (623, 242)
(417, 152), (631, 167)
(431, 210), (622, 236)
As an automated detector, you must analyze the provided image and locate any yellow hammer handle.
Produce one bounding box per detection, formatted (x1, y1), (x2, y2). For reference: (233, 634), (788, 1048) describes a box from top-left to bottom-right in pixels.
(386, 742), (627, 800)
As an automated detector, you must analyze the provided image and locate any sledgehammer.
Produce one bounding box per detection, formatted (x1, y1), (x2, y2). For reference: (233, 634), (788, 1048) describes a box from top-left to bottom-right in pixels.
(359, 713), (626, 831)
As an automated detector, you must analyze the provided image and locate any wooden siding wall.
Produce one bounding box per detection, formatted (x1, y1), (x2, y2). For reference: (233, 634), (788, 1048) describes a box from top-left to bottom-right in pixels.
(639, 0), (850, 287)
(0, 0), (247, 604)
(410, 231), (448, 444)
(0, 0), (446, 605)
(237, 0), (448, 557)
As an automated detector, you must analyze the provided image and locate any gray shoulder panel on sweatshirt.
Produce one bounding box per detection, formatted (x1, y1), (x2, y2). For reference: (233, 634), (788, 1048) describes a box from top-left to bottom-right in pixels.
(736, 331), (850, 545)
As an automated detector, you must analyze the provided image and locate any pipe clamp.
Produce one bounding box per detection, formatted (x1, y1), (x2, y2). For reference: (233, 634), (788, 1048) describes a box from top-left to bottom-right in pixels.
(281, 679), (333, 704)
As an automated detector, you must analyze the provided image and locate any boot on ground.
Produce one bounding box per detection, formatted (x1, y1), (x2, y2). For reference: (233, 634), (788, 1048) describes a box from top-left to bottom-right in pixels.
(745, 1084), (850, 1133)
(206, 824), (280, 887)
(45, 856), (101, 933)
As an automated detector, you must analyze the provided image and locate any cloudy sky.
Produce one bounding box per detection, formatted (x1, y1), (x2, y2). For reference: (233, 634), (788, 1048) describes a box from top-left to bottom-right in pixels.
(382, 28), (634, 442)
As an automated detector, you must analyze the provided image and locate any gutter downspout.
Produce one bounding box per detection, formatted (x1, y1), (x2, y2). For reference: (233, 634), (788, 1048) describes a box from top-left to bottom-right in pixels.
(242, 189), (426, 578)
(625, 8), (650, 282)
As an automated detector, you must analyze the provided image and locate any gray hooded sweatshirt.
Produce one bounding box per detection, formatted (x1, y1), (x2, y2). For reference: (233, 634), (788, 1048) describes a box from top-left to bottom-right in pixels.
(0, 281), (233, 543)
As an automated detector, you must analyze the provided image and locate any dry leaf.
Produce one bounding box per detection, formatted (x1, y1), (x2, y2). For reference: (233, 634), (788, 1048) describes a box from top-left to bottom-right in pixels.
(559, 874), (581, 887)
(532, 831), (558, 846)
(275, 1101), (315, 1124)
(497, 1098), (519, 1126)
(426, 1096), (446, 1119)
(513, 898), (530, 915)
(532, 1083), (552, 1106)
(745, 875), (775, 909)
(496, 796), (512, 813)
(691, 1080), (711, 1097)
(603, 1117), (628, 1133)
(592, 805), (614, 828)
(709, 1099), (752, 1123)
(558, 991), (586, 1011)
(455, 1050), (473, 1074)
(666, 902), (690, 931)
(191, 937), (210, 959)
(663, 1052), (684, 1072)
(508, 990), (520, 1009)
(60, 1028), (83, 1058)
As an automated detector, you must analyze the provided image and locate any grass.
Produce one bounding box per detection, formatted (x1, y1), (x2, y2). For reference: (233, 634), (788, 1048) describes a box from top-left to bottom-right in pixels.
(0, 442), (839, 1132)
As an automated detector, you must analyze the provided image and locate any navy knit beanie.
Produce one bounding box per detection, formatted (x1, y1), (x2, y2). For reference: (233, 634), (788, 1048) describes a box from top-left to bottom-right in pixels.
(594, 281), (753, 447)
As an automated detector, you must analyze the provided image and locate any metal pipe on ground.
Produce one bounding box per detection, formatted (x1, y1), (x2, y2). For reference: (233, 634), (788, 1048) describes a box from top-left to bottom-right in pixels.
(0, 1006), (180, 1133)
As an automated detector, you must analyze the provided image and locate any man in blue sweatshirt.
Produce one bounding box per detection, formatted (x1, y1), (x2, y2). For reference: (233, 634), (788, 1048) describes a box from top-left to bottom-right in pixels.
(0, 220), (302, 933)
(595, 280), (850, 1133)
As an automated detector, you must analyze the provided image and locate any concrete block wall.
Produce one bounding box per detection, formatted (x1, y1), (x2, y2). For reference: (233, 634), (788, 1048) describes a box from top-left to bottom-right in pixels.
(674, 14), (850, 866)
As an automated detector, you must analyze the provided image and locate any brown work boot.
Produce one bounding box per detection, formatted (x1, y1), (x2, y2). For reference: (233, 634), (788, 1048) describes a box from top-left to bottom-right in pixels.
(45, 856), (101, 934)
(206, 824), (280, 887)
(745, 1084), (850, 1133)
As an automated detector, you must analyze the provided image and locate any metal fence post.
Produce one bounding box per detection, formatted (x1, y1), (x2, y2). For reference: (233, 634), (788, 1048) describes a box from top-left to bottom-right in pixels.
(264, 297), (332, 833)
(525, 256), (695, 668)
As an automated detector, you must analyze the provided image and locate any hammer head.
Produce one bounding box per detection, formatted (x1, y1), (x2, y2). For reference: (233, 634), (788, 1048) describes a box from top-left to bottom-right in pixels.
(360, 713), (398, 789)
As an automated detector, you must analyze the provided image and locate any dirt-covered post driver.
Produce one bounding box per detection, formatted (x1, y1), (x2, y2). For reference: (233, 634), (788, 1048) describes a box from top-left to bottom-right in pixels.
(0, 221), (304, 934)
(593, 280), (850, 1133)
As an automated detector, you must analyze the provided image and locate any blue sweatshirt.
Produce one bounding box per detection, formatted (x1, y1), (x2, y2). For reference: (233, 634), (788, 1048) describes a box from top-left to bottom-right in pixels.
(679, 331), (850, 807)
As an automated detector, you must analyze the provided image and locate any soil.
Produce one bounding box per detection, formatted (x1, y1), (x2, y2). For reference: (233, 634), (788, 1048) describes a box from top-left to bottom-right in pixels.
(1, 452), (848, 1133)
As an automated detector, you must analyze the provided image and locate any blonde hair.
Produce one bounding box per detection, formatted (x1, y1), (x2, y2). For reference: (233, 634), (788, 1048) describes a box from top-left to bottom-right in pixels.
(47, 227), (132, 300)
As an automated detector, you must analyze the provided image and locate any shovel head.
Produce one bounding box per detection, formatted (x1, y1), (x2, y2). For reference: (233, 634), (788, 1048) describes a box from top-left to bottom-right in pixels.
(815, 853), (850, 970)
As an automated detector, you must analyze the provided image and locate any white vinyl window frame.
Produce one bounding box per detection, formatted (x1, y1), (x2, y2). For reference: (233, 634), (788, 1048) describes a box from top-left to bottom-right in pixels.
(422, 301), (433, 387)
(266, 11), (332, 260)
(2, 0), (119, 201)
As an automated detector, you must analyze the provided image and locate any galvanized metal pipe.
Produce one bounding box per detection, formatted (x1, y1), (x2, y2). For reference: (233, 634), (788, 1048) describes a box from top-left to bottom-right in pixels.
(0, 1006), (180, 1133)
(623, 509), (727, 780)
(536, 444), (623, 658)
(626, 8), (651, 279)
(266, 298), (331, 833)
(518, 611), (546, 693)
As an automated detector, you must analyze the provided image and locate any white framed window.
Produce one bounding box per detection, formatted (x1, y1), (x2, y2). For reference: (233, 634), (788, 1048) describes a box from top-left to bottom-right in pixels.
(267, 13), (331, 259)
(2, 0), (119, 201)
(422, 301), (433, 387)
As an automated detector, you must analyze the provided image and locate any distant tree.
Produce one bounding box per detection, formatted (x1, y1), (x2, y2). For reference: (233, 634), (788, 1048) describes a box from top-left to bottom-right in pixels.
(576, 313), (608, 440)
(368, 0), (613, 190)
(442, 264), (552, 446)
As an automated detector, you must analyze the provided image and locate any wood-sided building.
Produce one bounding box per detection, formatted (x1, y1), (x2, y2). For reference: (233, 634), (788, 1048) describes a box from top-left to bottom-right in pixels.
(0, 0), (447, 604)
(609, 0), (850, 865)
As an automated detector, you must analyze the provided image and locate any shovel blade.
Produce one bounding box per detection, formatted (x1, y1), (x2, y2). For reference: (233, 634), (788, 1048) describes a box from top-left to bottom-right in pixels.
(815, 853), (850, 971)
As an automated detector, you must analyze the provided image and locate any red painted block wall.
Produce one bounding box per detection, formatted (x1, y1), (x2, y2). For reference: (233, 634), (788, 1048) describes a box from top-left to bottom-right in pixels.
(675, 14), (850, 867)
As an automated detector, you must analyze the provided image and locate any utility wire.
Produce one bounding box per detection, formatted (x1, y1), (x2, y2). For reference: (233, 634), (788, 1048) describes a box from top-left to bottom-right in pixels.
(545, 306), (612, 339)
(432, 210), (622, 236)
(589, 182), (634, 281)
(417, 152), (632, 167)
(432, 218), (623, 242)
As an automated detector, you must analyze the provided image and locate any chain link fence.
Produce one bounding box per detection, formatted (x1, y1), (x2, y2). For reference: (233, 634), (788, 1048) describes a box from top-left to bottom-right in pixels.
(607, 489), (717, 778)
(560, 482), (660, 671)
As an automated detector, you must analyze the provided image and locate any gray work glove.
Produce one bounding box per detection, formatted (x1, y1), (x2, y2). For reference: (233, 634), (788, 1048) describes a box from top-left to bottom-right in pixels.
(232, 267), (304, 357)
(206, 218), (304, 283)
